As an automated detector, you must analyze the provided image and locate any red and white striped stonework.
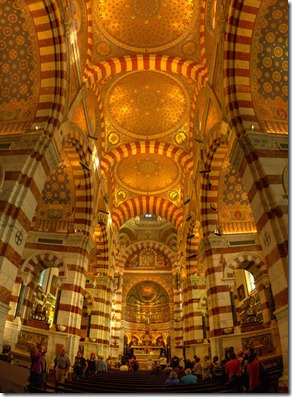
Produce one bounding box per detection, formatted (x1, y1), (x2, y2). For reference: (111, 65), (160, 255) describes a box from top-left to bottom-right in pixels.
(181, 277), (206, 345)
(27, 0), (68, 135)
(200, 138), (228, 237)
(223, 0), (261, 135)
(230, 133), (288, 311)
(111, 197), (183, 232)
(87, 276), (112, 348)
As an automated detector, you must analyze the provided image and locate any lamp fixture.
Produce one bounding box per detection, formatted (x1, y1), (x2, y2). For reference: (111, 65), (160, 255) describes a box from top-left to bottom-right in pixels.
(186, 215), (192, 222)
(210, 205), (217, 211)
(79, 161), (91, 172)
(98, 210), (109, 215)
(200, 169), (211, 174)
(207, 179), (212, 190)
(184, 198), (191, 205)
(187, 253), (198, 259)
(187, 234), (195, 240)
(194, 138), (204, 144)
(88, 134), (97, 140)
(213, 225), (222, 236)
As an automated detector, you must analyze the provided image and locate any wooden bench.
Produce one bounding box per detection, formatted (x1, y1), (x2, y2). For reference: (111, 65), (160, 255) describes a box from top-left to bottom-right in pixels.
(57, 379), (228, 394)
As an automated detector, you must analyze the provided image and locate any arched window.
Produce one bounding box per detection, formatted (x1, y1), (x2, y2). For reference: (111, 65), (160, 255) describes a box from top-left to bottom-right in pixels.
(248, 272), (256, 292)
(39, 270), (45, 287)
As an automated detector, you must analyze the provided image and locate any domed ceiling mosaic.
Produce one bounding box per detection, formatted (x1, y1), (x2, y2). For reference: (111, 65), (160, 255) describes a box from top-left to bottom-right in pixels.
(105, 71), (190, 140)
(94, 0), (200, 52)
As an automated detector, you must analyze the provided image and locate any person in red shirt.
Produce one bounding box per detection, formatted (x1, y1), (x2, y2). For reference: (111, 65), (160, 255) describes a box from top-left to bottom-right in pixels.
(247, 352), (263, 392)
(225, 352), (242, 392)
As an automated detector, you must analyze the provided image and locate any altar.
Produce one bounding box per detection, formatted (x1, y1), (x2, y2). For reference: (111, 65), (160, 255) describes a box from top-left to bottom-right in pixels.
(130, 346), (162, 370)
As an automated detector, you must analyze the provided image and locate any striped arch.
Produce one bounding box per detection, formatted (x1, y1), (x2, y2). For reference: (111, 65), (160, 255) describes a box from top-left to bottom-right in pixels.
(100, 141), (193, 176)
(84, 54), (208, 88)
(94, 224), (109, 276)
(27, 0), (68, 136)
(112, 197), (183, 231)
(84, 0), (93, 69)
(200, 132), (229, 237)
(116, 240), (177, 269)
(223, 0), (261, 136)
(225, 253), (269, 281)
(199, 0), (208, 65)
(84, 55), (209, 146)
(62, 129), (94, 235)
(122, 275), (173, 303)
(22, 251), (66, 279)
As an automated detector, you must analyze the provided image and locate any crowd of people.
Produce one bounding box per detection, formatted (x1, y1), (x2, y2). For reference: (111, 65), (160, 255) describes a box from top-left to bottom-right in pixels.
(163, 347), (267, 392)
(0, 342), (266, 393)
(25, 344), (116, 390)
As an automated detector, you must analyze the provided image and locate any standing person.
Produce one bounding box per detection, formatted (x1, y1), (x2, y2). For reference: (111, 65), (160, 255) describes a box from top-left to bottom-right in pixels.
(171, 355), (179, 370)
(247, 352), (265, 393)
(106, 355), (114, 370)
(211, 355), (224, 384)
(159, 353), (167, 371)
(54, 347), (71, 384)
(96, 355), (108, 372)
(147, 358), (154, 371)
(225, 352), (242, 392)
(29, 343), (46, 389)
(181, 368), (197, 385)
(192, 357), (202, 380)
(72, 350), (88, 379)
(201, 355), (212, 381)
(87, 352), (97, 374)
(131, 355), (139, 371)
(39, 345), (49, 390)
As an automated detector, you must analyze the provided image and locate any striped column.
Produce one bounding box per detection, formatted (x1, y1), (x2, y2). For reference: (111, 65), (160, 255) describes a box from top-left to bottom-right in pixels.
(182, 276), (206, 346)
(172, 277), (183, 353)
(230, 131), (288, 379)
(89, 275), (112, 357)
(0, 133), (59, 344)
(201, 236), (234, 338)
(56, 242), (88, 335)
(109, 287), (123, 357)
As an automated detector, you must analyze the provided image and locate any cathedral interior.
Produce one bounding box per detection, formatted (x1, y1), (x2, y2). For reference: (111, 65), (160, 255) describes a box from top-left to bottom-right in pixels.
(0, 0), (288, 392)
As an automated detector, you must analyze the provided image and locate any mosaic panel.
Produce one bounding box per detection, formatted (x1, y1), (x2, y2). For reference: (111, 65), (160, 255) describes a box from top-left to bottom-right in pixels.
(0, 0), (39, 125)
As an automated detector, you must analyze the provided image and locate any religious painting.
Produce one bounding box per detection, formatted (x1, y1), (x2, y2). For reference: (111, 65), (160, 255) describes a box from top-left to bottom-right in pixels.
(50, 275), (58, 296)
(237, 284), (245, 301)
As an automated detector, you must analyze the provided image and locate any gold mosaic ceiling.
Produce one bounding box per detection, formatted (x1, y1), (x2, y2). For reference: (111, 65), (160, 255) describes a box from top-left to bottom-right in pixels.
(115, 153), (181, 195)
(95, 0), (199, 52)
(105, 71), (190, 139)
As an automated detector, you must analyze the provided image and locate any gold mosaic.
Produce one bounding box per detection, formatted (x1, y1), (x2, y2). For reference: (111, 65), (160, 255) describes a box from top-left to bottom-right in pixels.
(115, 153), (181, 195)
(105, 71), (190, 139)
(94, 0), (198, 52)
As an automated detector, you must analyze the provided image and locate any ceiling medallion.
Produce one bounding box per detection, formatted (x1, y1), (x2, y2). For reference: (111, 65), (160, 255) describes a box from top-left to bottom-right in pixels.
(107, 131), (120, 146)
(169, 189), (180, 204)
(105, 71), (190, 140)
(95, 0), (199, 52)
(115, 153), (182, 195)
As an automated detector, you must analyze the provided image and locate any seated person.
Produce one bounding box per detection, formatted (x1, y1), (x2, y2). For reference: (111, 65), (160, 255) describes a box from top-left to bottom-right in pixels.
(181, 368), (198, 385)
(0, 344), (14, 363)
(165, 371), (180, 386)
(120, 361), (129, 371)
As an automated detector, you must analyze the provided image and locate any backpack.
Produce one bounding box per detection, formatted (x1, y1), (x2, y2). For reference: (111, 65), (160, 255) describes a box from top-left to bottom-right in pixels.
(213, 364), (223, 377)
